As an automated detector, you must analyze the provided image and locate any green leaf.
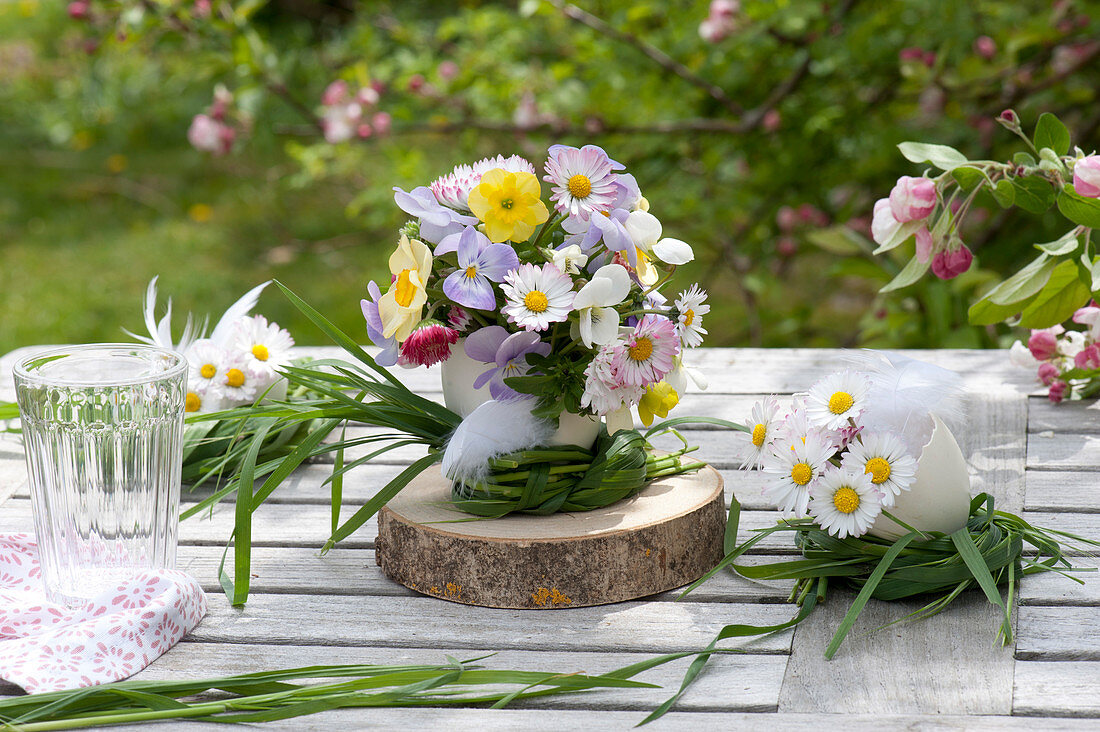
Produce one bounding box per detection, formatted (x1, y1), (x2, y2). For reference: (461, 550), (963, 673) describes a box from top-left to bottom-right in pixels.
(1018, 259), (1092, 328)
(1012, 177), (1055, 214)
(951, 529), (1013, 643)
(897, 142), (969, 172)
(1034, 112), (1071, 156)
(807, 226), (870, 256)
(1034, 231), (1080, 257)
(1057, 186), (1100, 228)
(952, 166), (991, 192)
(872, 219), (923, 255)
(986, 254), (1054, 305)
(991, 179), (1015, 208)
(879, 255), (930, 293)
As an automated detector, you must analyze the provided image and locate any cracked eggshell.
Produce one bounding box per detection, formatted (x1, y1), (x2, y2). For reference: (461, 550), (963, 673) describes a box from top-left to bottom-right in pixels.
(868, 414), (971, 540)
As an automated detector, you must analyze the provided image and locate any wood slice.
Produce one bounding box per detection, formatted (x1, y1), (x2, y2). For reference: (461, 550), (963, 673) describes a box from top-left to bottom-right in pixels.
(375, 465), (725, 609)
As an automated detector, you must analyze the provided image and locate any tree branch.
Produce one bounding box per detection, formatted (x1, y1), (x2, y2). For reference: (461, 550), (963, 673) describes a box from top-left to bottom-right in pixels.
(548, 0), (744, 117)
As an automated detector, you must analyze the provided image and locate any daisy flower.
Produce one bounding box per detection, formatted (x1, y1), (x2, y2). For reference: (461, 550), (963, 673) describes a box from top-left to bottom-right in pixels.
(761, 430), (834, 516)
(741, 396), (780, 470)
(808, 467), (883, 539)
(674, 284), (709, 348)
(184, 389), (224, 414)
(501, 263), (574, 331)
(186, 339), (228, 400)
(220, 357), (258, 405)
(580, 342), (645, 416)
(232, 314), (294, 376)
(805, 369), (871, 431)
(841, 431), (918, 508)
(543, 144), (624, 220)
(612, 315), (679, 387)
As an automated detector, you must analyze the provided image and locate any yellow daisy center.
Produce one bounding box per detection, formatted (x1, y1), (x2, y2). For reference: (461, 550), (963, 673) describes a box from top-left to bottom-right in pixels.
(628, 336), (654, 362)
(184, 392), (201, 413)
(251, 344), (269, 361)
(790, 462), (813, 486)
(200, 363), (217, 379)
(751, 423), (767, 447)
(833, 487), (860, 514)
(225, 368), (246, 388)
(567, 174), (592, 199)
(465, 265), (478, 279)
(394, 269), (416, 308)
(524, 290), (549, 313)
(684, 309), (695, 327)
(828, 390), (854, 415)
(864, 457), (891, 484)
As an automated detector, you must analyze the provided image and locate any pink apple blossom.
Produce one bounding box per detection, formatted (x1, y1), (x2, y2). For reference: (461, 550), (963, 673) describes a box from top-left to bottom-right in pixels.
(68, 0), (89, 19)
(914, 227), (934, 263)
(1075, 344), (1100, 370)
(372, 112), (392, 136)
(321, 80), (349, 107)
(438, 60), (459, 80)
(1028, 327), (1063, 361)
(1037, 362), (1059, 386)
(931, 244), (973, 280)
(889, 176), (937, 222)
(870, 198), (901, 246)
(1048, 380), (1069, 403)
(187, 114), (231, 154)
(974, 35), (996, 59)
(1073, 155), (1100, 198)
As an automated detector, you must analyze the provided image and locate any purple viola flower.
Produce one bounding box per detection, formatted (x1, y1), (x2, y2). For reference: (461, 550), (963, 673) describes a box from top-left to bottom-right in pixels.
(560, 207), (635, 266)
(442, 226), (519, 311)
(360, 280), (399, 367)
(464, 325), (550, 400)
(393, 186), (477, 244)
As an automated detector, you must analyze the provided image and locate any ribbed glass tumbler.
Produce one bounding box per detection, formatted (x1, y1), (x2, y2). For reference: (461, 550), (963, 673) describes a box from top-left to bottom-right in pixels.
(13, 344), (188, 606)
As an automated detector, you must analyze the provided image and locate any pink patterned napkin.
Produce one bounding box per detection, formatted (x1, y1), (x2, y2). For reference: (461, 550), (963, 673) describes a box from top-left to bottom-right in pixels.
(0, 534), (207, 693)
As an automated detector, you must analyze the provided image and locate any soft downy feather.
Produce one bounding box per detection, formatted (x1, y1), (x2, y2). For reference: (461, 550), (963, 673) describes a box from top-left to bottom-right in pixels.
(209, 280), (271, 347)
(846, 350), (966, 457)
(123, 277), (269, 353)
(442, 398), (555, 490)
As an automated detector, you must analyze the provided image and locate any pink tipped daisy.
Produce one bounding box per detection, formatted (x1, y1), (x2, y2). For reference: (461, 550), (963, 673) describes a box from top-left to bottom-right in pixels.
(398, 322), (460, 368)
(501, 263), (575, 332)
(543, 144), (624, 220)
(612, 314), (679, 387)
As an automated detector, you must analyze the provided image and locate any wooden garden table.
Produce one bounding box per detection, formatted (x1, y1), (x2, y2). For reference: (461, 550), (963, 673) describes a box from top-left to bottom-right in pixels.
(2, 345), (1099, 730)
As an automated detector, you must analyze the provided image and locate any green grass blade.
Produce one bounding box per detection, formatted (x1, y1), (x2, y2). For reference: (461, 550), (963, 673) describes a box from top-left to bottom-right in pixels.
(951, 527), (1013, 644)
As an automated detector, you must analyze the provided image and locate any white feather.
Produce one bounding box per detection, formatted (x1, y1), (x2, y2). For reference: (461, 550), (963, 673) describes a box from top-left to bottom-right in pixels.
(441, 398), (555, 489)
(846, 350), (966, 456)
(209, 280), (271, 347)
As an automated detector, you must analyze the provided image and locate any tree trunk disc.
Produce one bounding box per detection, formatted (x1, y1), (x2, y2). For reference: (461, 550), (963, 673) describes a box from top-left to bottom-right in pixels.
(375, 464), (725, 609)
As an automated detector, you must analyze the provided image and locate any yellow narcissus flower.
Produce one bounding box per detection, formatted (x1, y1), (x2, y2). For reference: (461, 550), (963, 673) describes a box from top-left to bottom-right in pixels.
(638, 381), (679, 426)
(378, 234), (433, 342)
(467, 168), (550, 243)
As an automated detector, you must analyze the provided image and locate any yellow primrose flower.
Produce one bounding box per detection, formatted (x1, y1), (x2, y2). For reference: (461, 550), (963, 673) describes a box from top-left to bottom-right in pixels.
(638, 381), (679, 427)
(467, 168), (550, 243)
(634, 247), (659, 287)
(378, 234), (433, 342)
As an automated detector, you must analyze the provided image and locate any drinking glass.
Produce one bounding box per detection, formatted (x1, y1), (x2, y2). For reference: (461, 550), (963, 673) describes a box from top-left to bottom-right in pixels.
(13, 344), (187, 606)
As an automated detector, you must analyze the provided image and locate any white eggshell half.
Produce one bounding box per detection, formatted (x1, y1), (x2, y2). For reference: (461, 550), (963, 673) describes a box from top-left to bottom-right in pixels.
(867, 414), (972, 540)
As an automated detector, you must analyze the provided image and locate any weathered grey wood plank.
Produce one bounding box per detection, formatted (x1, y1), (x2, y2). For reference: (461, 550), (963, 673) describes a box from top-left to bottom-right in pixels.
(1017, 606), (1100, 660)
(188, 593), (796, 654)
(1014, 661), (1100, 717)
(1027, 395), (1100, 434)
(73, 710), (1100, 732)
(1025, 470), (1100, 513)
(175, 545), (794, 603)
(1027, 432), (1100, 470)
(1019, 556), (1100, 606)
(777, 389), (1027, 714)
(135, 642), (787, 713)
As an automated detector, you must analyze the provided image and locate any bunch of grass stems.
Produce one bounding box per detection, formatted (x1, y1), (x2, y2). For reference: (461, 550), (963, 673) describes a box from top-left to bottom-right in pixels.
(0, 655), (686, 731)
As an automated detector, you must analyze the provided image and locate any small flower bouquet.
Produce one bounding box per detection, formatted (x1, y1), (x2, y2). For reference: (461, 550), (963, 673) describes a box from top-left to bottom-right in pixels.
(675, 352), (1098, 665)
(199, 145), (735, 604)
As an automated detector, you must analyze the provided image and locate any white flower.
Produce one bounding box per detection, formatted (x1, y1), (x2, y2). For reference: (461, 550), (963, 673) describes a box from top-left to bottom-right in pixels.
(666, 354), (707, 395)
(322, 101), (362, 144)
(581, 342), (644, 416)
(761, 430), (834, 516)
(624, 210), (695, 265)
(571, 264), (631, 347)
(1008, 340), (1038, 368)
(185, 339), (229, 400)
(231, 314), (295, 389)
(552, 244), (589, 276)
(501, 263), (575, 332)
(805, 370), (871, 431)
(1059, 330), (1086, 359)
(184, 388), (225, 415)
(741, 396), (780, 470)
(841, 431), (918, 508)
(809, 467), (883, 539)
(219, 355), (258, 405)
(674, 284), (709, 348)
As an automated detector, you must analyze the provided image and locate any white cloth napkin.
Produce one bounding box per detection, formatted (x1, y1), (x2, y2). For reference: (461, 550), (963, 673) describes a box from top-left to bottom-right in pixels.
(0, 533), (207, 693)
